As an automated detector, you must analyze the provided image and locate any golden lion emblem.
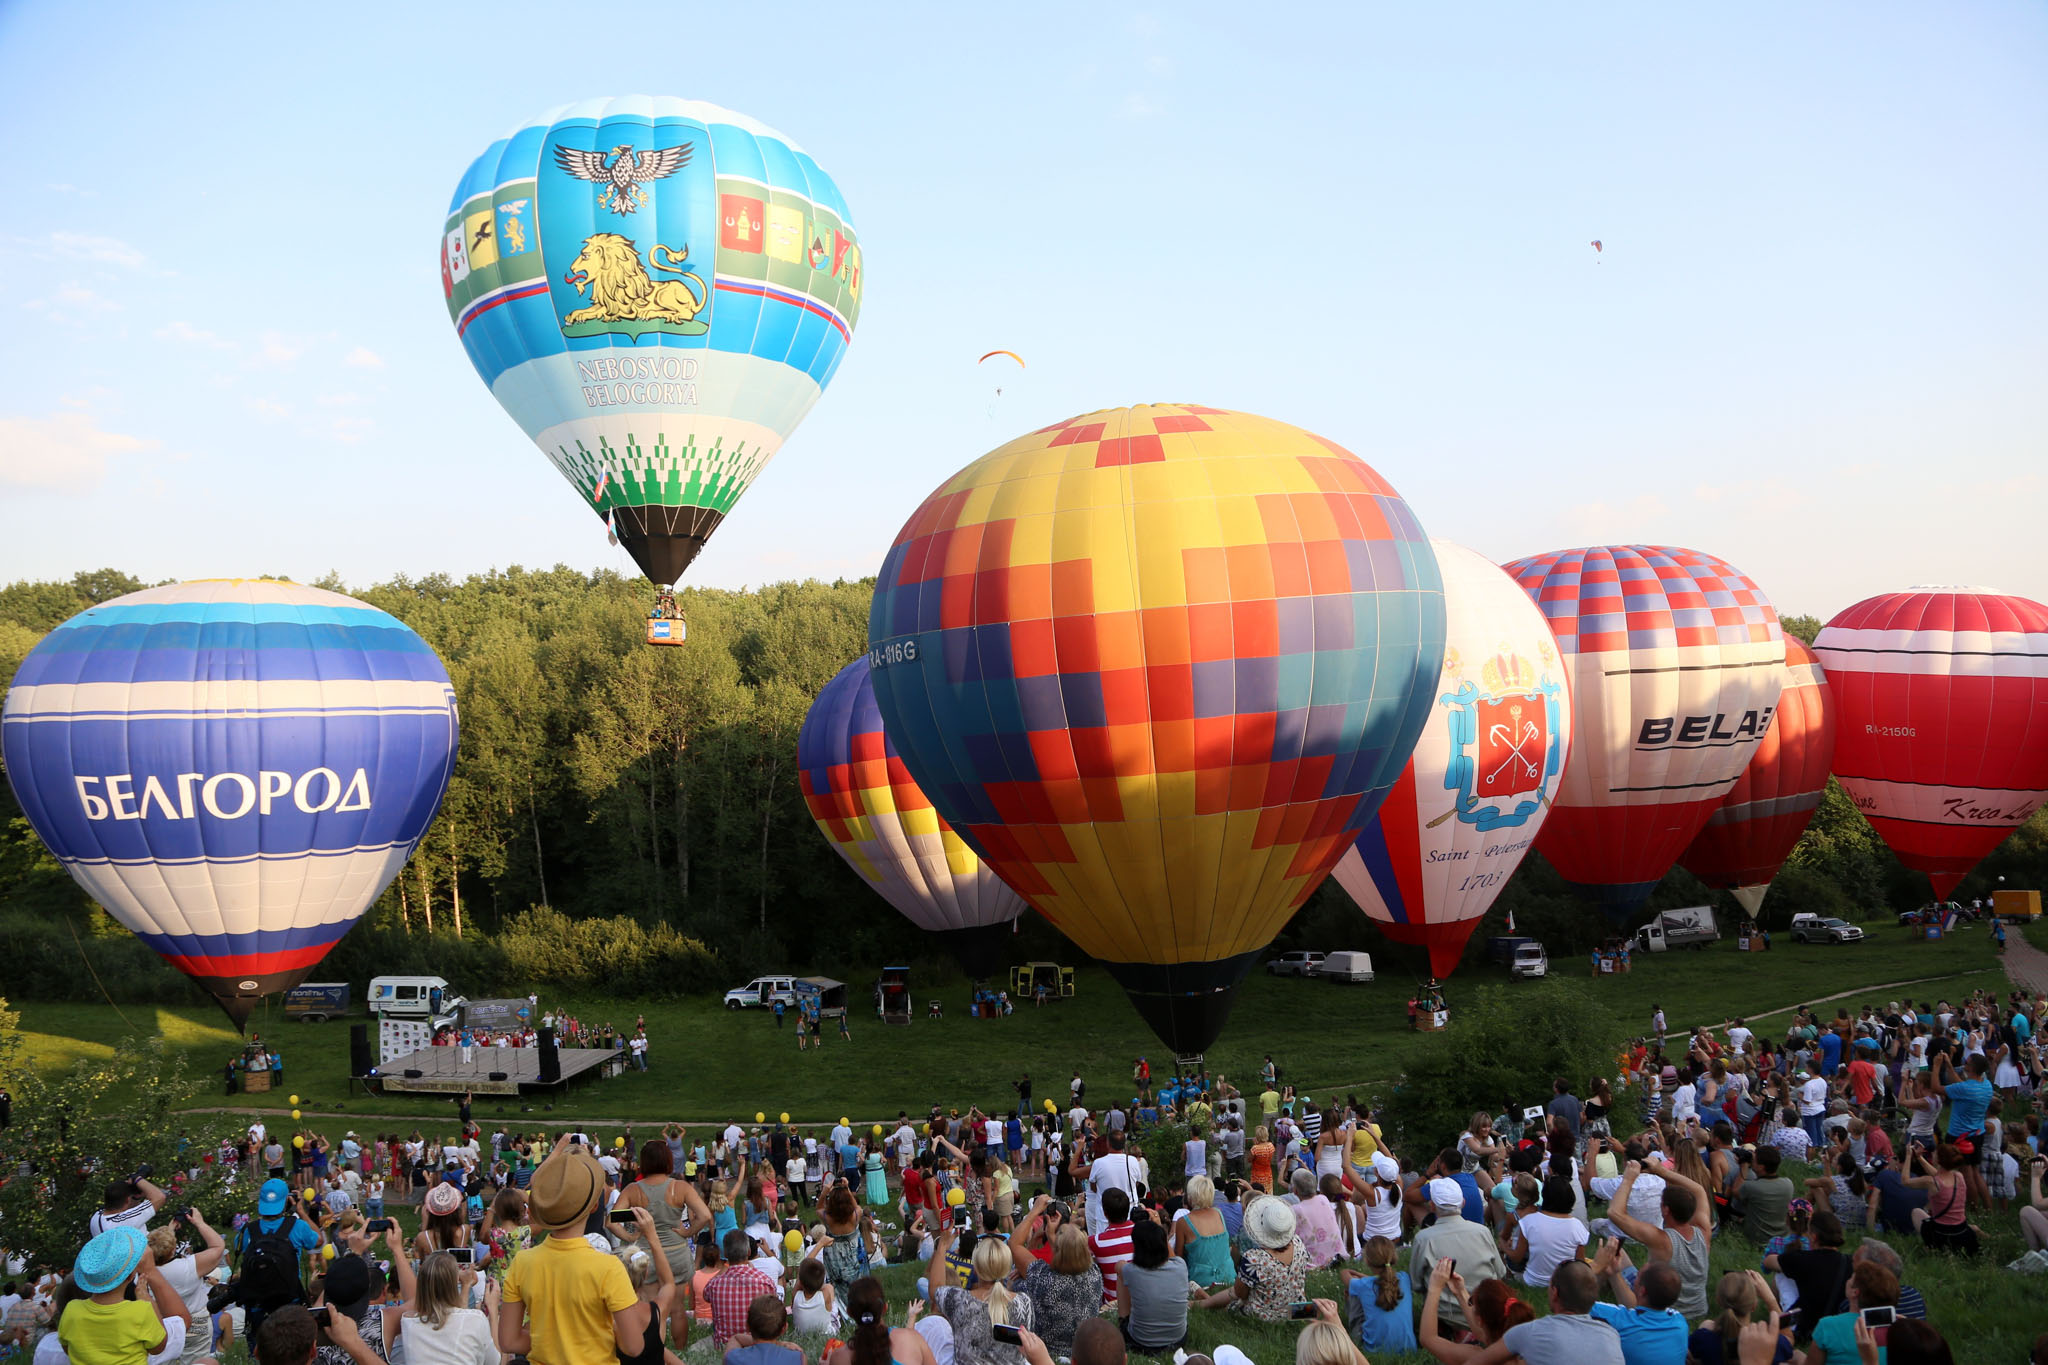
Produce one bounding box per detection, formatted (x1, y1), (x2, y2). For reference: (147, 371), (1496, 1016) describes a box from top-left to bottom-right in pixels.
(561, 233), (707, 327)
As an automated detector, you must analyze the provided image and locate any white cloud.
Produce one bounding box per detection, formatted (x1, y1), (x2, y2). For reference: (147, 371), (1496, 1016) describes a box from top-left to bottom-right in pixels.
(1121, 93), (1161, 119)
(315, 392), (363, 408)
(23, 284), (119, 316)
(327, 416), (376, 444)
(250, 331), (310, 368)
(156, 320), (234, 349)
(243, 397), (293, 419)
(0, 410), (160, 491)
(47, 183), (95, 198)
(1128, 11), (1162, 37)
(47, 232), (145, 268)
(343, 345), (385, 369)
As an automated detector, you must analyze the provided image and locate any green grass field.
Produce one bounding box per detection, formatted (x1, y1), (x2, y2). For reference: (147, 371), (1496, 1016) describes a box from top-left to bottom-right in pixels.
(13, 921), (2010, 1131)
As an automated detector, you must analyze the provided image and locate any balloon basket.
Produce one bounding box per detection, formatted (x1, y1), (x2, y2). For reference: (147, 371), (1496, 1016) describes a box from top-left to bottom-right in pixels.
(245, 1069), (274, 1093)
(1915, 923), (1944, 942)
(1736, 935), (1769, 953)
(1413, 1009), (1450, 1032)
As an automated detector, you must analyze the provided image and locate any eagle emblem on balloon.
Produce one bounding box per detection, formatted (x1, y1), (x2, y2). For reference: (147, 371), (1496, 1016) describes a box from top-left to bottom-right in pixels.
(553, 141), (693, 216)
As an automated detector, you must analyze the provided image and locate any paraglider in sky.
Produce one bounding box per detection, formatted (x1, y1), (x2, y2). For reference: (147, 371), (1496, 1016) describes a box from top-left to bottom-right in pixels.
(1331, 542), (1573, 979)
(977, 350), (1025, 370)
(1678, 635), (1836, 916)
(798, 657), (1027, 976)
(1, 581), (460, 1028)
(866, 405), (1447, 1054)
(441, 96), (863, 634)
(1503, 546), (1785, 921)
(1591, 240), (1602, 252)
(1814, 587), (2048, 899)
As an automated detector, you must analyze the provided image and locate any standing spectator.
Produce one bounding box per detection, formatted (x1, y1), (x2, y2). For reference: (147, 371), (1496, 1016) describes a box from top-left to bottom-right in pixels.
(1547, 1079), (1584, 1144)
(233, 1179), (324, 1339)
(58, 1227), (176, 1365)
(497, 1139), (640, 1363)
(87, 1172), (167, 1238)
(147, 1214), (225, 1365)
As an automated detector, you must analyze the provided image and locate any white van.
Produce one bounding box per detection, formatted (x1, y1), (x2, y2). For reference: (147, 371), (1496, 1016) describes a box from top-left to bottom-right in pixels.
(1319, 951), (1375, 983)
(1509, 943), (1548, 979)
(367, 976), (467, 1019)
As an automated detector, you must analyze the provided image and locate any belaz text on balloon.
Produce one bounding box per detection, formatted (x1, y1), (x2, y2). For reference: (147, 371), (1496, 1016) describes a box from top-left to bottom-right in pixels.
(1635, 708), (1776, 748)
(71, 768), (373, 822)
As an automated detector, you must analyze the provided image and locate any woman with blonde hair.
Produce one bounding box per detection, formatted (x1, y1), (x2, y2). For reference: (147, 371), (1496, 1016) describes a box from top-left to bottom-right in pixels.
(929, 1225), (1035, 1365)
(400, 1251), (499, 1365)
(1295, 1301), (1369, 1365)
(1248, 1125), (1277, 1191)
(1015, 1223), (1101, 1358)
(1171, 1175), (1235, 1289)
(1685, 1268), (1789, 1364)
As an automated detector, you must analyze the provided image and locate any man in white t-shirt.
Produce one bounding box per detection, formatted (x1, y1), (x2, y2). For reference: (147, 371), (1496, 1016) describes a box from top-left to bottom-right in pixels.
(1670, 1078), (1698, 1125)
(983, 1114), (1004, 1151)
(1085, 1132), (1143, 1236)
(830, 1119), (852, 1152)
(892, 1120), (917, 1169)
(598, 1148), (623, 1180)
(1068, 1102), (1089, 1136)
(1726, 1020), (1753, 1055)
(87, 1171), (167, 1236)
(723, 1121), (746, 1151)
(1797, 1069), (1829, 1146)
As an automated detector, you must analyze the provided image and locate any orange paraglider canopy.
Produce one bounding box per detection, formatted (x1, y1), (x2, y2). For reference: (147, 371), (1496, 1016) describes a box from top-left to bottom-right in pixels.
(977, 350), (1025, 366)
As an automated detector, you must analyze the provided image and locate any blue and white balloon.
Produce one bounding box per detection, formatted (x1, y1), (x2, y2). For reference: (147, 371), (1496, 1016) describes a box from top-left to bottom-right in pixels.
(2, 580), (459, 1026)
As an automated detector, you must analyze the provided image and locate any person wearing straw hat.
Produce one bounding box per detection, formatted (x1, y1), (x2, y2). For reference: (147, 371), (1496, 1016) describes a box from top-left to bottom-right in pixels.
(59, 1227), (177, 1365)
(496, 1137), (638, 1365)
(1193, 1197), (1307, 1323)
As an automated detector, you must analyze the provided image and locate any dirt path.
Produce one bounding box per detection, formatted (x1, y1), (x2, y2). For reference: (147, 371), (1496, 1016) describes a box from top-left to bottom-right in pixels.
(1999, 925), (2048, 995)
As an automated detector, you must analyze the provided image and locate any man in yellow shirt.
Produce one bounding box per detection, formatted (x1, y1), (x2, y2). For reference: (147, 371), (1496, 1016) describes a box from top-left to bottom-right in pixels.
(1259, 1086), (1281, 1124)
(499, 1137), (638, 1365)
(59, 1227), (173, 1365)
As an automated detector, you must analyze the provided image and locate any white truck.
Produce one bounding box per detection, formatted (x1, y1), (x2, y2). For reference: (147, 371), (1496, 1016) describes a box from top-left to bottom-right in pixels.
(1633, 906), (1721, 952)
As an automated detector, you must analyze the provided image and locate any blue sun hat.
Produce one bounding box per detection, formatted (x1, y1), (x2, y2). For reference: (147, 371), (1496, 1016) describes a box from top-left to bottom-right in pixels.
(75, 1225), (148, 1293)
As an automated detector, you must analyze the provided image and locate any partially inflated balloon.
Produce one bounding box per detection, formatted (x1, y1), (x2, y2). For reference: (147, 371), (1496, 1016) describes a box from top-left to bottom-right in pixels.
(799, 657), (1027, 974)
(1503, 547), (1784, 920)
(2, 581), (459, 1027)
(1679, 635), (1836, 915)
(1331, 542), (1572, 979)
(867, 406), (1446, 1053)
(1814, 587), (2048, 898)
(442, 96), (862, 587)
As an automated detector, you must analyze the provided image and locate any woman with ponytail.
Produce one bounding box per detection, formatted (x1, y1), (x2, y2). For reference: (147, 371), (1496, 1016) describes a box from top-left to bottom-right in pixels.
(928, 1226), (1035, 1365)
(825, 1277), (936, 1365)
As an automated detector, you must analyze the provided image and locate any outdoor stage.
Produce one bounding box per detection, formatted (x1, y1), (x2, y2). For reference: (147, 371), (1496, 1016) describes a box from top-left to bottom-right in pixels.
(368, 1045), (624, 1097)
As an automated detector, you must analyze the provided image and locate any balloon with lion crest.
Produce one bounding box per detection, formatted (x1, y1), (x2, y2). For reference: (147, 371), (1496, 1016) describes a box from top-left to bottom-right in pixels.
(441, 95), (863, 590)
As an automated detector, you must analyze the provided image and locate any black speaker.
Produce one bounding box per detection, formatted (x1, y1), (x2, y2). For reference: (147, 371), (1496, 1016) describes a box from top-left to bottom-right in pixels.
(489, 1071), (508, 1082)
(403, 1068), (424, 1079)
(537, 1026), (560, 1084)
(349, 1024), (372, 1077)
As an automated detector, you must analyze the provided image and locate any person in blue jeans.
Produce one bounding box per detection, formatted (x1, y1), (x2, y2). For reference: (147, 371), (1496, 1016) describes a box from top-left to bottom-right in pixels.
(1927, 1049), (1995, 1210)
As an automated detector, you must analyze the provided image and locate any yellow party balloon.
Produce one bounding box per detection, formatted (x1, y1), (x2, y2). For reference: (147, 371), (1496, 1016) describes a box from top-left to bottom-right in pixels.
(872, 1124), (884, 1138)
(1044, 1099), (1056, 1113)
(291, 1109), (302, 1121)
(755, 1112), (765, 1123)
(321, 1242), (336, 1259)
(615, 1137), (626, 1149)
(779, 1112), (790, 1124)
(945, 1187), (965, 1208)
(303, 1189), (315, 1201)
(292, 1135), (305, 1148)
(289, 1095), (300, 1105)
(840, 1117), (850, 1128)
(783, 1229), (804, 1253)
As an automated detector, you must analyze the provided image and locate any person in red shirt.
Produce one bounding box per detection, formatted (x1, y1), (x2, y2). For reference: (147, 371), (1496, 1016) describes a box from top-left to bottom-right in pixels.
(1087, 1189), (1135, 1306)
(702, 1230), (778, 1347)
(1846, 1045), (1880, 1107)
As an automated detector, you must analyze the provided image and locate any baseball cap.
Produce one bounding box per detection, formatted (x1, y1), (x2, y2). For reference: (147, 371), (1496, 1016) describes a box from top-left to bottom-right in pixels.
(1426, 1177), (1464, 1209)
(257, 1178), (290, 1215)
(323, 1253), (371, 1314)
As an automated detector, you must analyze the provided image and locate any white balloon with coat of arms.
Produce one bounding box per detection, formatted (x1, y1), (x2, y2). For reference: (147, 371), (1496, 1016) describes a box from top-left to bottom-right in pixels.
(1330, 541), (1573, 979)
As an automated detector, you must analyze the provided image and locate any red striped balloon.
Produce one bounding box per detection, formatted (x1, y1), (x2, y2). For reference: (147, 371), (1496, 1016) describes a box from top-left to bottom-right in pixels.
(1679, 635), (1837, 915)
(1814, 587), (2048, 899)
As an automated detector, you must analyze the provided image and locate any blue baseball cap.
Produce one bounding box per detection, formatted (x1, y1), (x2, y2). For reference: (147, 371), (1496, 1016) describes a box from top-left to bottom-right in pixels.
(75, 1226), (147, 1293)
(258, 1177), (290, 1215)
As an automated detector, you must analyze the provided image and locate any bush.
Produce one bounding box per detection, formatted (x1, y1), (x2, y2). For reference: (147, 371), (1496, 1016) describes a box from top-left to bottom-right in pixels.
(497, 906), (724, 996)
(1379, 977), (1617, 1157)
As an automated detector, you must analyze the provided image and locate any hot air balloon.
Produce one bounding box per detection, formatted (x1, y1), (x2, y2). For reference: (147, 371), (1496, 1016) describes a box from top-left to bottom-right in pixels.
(1813, 587), (2048, 898)
(798, 657), (1027, 975)
(1, 581), (459, 1028)
(866, 405), (1446, 1053)
(1678, 635), (1836, 916)
(441, 96), (863, 637)
(1502, 546), (1785, 921)
(1330, 542), (1572, 979)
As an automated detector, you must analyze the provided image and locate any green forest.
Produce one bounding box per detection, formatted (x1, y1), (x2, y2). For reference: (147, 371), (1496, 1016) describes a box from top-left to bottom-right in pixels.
(2, 567), (2043, 1010)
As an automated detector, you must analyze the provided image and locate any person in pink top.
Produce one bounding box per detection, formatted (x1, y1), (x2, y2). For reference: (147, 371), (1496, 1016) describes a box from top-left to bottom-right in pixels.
(1287, 1171), (1346, 1269)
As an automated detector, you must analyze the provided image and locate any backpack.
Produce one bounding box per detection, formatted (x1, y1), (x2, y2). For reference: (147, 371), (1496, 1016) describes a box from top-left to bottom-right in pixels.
(237, 1214), (307, 1310)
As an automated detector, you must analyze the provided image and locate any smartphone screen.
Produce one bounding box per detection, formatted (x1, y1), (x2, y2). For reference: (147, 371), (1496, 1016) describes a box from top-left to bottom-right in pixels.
(608, 1210), (636, 1225)
(365, 1219), (394, 1233)
(990, 1325), (1023, 1345)
(1860, 1306), (1895, 1327)
(309, 1308), (332, 1328)
(449, 1247), (475, 1264)
(1289, 1301), (1317, 1320)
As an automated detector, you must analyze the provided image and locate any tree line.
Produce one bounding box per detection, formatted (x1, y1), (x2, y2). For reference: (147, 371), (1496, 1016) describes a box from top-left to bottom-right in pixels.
(0, 570), (2042, 1008)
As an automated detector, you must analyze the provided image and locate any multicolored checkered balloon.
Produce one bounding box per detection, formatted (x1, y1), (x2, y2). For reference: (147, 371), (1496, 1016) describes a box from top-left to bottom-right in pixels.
(866, 405), (1446, 1052)
(798, 657), (1026, 974)
(1503, 545), (1784, 920)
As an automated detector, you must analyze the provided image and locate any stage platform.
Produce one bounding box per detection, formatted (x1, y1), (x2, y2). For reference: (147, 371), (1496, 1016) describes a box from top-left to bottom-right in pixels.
(369, 1045), (624, 1096)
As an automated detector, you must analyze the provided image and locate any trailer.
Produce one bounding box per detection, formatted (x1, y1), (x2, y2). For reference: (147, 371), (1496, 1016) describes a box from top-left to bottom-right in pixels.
(1634, 906), (1720, 953)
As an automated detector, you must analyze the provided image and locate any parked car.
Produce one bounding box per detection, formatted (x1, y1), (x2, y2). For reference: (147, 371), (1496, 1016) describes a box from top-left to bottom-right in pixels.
(723, 975), (799, 1009)
(368, 976), (467, 1020)
(1319, 951), (1374, 983)
(1790, 914), (1864, 944)
(1508, 942), (1549, 978)
(1266, 951), (1326, 977)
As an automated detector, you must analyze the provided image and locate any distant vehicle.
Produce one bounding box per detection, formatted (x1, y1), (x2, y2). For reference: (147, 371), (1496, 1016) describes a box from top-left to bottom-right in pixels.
(1790, 914), (1864, 944)
(367, 976), (466, 1020)
(1319, 951), (1375, 983)
(1486, 936), (1535, 965)
(1011, 961), (1076, 1001)
(1266, 951), (1327, 977)
(1993, 889), (2041, 919)
(1902, 900), (1970, 926)
(284, 983), (350, 1022)
(1634, 906), (1721, 953)
(793, 976), (848, 1019)
(1508, 942), (1549, 979)
(724, 975), (798, 1010)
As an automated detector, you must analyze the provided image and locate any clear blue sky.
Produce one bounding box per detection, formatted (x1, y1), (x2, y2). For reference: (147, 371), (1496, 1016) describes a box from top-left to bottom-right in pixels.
(2, 2), (2042, 617)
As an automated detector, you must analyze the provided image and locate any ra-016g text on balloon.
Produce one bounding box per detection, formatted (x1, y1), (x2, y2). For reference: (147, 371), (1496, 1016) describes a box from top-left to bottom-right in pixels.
(1635, 709), (1776, 748)
(71, 768), (373, 822)
(869, 639), (919, 668)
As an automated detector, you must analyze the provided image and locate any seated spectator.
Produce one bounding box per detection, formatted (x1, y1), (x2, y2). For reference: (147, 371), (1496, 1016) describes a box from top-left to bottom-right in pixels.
(1411, 1178), (1506, 1335)
(1288, 1172), (1345, 1269)
(1193, 1198), (1306, 1322)
(822, 1278), (937, 1365)
(399, 1251), (499, 1365)
(1465, 1260), (1623, 1364)
(1415, 1258), (1533, 1365)
(1769, 1209), (1850, 1338)
(1880, 1319), (1955, 1365)
(1114, 1219), (1187, 1353)
(1507, 1179), (1587, 1289)
(1015, 1226), (1100, 1358)
(1338, 1236), (1415, 1355)
(1851, 1239), (1925, 1319)
(1734, 1146), (1797, 1243)
(1803, 1261), (1898, 1365)
(1688, 1271), (1792, 1365)
(1585, 1241), (1687, 1365)
(724, 1295), (802, 1365)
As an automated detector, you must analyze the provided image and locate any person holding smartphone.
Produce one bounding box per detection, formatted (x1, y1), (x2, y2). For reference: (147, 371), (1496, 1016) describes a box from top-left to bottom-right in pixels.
(1799, 1261), (1897, 1365)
